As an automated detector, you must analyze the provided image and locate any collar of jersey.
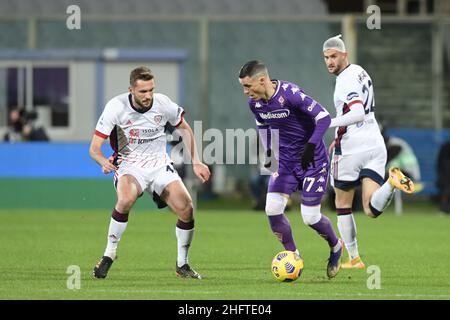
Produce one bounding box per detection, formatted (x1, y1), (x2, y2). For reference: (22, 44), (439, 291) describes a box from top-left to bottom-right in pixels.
(128, 94), (153, 114)
(267, 79), (281, 103)
(336, 63), (352, 78)
(254, 79), (280, 105)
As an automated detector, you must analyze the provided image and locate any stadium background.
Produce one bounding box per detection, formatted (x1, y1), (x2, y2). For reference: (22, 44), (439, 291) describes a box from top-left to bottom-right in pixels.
(1, 0), (449, 210)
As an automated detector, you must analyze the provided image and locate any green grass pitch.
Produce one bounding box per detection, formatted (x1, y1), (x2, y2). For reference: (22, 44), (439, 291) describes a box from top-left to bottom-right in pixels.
(0, 203), (449, 300)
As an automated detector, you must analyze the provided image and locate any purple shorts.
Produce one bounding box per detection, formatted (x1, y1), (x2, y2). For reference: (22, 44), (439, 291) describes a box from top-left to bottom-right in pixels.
(268, 158), (329, 206)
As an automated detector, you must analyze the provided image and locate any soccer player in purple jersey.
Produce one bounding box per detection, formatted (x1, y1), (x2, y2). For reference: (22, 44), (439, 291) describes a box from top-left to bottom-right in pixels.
(238, 60), (343, 278)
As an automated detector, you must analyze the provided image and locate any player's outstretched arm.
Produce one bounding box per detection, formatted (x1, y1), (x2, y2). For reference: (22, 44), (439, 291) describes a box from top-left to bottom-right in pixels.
(329, 103), (365, 127)
(176, 121), (211, 183)
(89, 134), (117, 174)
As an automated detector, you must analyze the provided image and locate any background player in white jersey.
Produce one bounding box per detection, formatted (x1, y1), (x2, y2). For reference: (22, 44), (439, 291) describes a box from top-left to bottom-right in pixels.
(89, 66), (210, 279)
(323, 35), (415, 269)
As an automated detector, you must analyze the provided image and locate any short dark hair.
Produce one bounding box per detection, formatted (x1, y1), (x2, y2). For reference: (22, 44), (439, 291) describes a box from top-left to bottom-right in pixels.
(238, 60), (268, 79)
(130, 66), (154, 86)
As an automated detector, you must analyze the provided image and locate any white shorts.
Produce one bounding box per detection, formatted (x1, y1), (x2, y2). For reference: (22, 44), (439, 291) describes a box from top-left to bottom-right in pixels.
(114, 161), (182, 196)
(330, 146), (387, 190)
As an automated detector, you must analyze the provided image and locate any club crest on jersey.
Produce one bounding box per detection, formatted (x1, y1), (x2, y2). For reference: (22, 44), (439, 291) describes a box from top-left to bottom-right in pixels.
(154, 115), (162, 124)
(255, 102), (262, 109)
(129, 128), (140, 138)
(278, 96), (285, 106)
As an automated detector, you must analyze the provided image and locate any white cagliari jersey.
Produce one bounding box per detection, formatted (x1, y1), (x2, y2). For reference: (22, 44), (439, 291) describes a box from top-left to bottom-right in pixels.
(333, 64), (385, 155)
(95, 92), (184, 169)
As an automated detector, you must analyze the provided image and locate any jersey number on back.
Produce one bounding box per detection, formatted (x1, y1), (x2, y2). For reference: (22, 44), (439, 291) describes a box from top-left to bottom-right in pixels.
(362, 80), (375, 115)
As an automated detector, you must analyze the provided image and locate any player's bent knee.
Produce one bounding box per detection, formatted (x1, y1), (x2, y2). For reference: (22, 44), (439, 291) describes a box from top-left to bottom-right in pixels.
(265, 193), (288, 216)
(300, 204), (322, 225)
(335, 199), (352, 209)
(366, 202), (382, 218)
(334, 195), (353, 209)
(175, 200), (194, 222)
(116, 196), (137, 212)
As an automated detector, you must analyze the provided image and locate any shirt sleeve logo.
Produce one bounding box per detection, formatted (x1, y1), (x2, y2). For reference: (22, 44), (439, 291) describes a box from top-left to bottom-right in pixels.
(346, 92), (359, 101)
(307, 100), (317, 112)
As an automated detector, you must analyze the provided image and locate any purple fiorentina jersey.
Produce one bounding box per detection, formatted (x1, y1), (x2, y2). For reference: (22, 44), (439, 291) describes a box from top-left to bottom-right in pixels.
(249, 80), (329, 173)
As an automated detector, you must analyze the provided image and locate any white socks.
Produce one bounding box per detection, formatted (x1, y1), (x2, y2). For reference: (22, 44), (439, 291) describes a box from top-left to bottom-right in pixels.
(337, 213), (359, 259)
(335, 181), (396, 260)
(176, 226), (194, 267)
(370, 181), (395, 212)
(103, 210), (195, 268)
(104, 217), (128, 259)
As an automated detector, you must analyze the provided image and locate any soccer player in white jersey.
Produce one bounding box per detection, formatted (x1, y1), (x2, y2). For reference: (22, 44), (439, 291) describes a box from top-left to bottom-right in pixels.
(323, 35), (415, 269)
(89, 66), (210, 279)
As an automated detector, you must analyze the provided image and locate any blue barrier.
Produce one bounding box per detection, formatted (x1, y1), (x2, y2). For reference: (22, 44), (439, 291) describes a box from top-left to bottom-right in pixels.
(0, 142), (113, 178)
(386, 128), (450, 196)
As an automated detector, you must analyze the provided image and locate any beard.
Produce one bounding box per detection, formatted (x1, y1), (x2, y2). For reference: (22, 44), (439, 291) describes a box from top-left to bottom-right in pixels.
(134, 97), (152, 110)
(333, 61), (347, 75)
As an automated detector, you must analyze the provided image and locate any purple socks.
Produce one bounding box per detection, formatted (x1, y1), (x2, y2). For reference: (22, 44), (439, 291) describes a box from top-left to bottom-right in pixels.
(309, 214), (339, 248)
(268, 214), (297, 252)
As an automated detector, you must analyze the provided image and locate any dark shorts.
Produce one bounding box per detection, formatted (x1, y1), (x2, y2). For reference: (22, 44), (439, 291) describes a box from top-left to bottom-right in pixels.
(268, 158), (330, 206)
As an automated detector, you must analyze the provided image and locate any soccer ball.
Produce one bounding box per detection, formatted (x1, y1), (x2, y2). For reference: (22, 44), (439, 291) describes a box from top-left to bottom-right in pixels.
(271, 250), (304, 282)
